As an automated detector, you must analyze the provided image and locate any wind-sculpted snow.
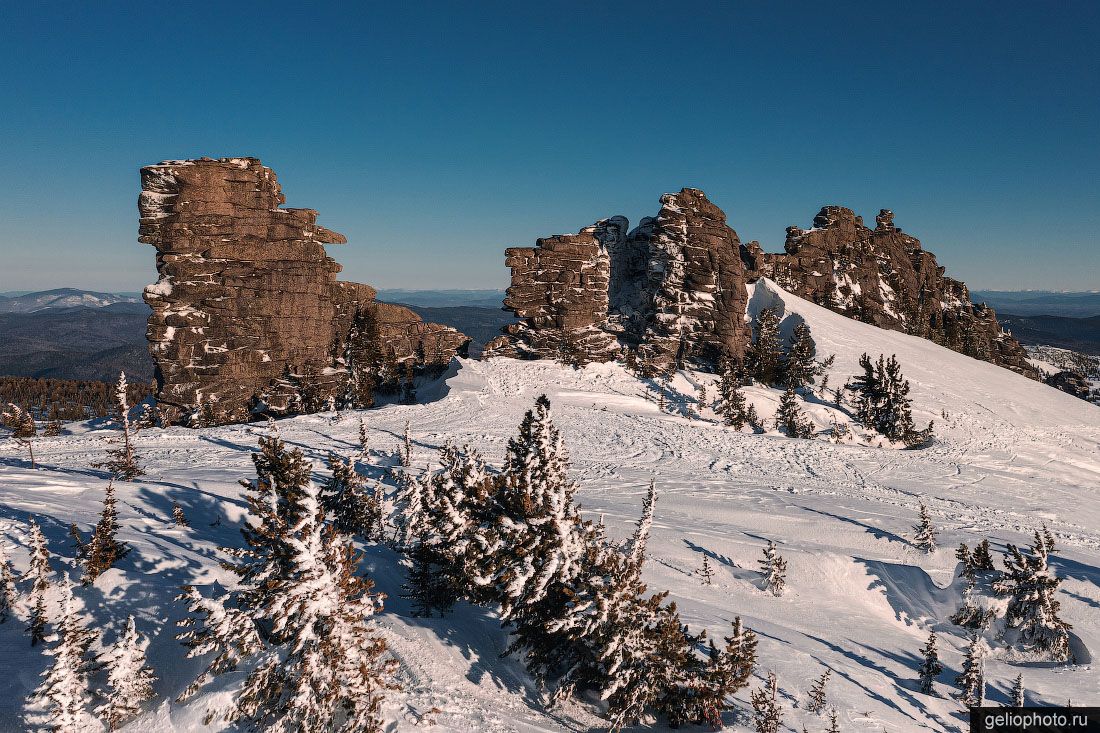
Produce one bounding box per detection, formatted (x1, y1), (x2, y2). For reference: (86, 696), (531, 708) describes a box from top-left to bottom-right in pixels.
(0, 283), (1097, 731)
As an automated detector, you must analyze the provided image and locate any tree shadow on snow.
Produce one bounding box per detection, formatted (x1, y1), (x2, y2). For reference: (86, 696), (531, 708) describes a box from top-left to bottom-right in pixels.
(799, 506), (910, 547)
(852, 556), (955, 627)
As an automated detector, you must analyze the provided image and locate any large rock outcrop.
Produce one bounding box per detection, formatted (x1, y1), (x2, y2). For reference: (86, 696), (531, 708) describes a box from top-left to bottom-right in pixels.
(490, 193), (1036, 379)
(744, 206), (1036, 376)
(140, 157), (468, 425)
(489, 188), (751, 368)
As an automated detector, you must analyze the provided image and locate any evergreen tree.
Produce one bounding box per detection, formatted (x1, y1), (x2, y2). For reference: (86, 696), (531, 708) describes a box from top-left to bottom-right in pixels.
(851, 354), (933, 446)
(358, 417), (369, 461)
(751, 671), (783, 733)
(973, 539), (996, 574)
(955, 634), (985, 707)
(950, 576), (992, 629)
(0, 543), (16, 624)
(698, 555), (714, 585)
(95, 615), (156, 730)
(175, 585), (262, 702)
(1041, 524), (1056, 553)
(321, 452), (380, 539)
(956, 543), (975, 580)
(96, 372), (144, 480)
(25, 518), (53, 645)
(425, 443), (495, 602)
(718, 361), (749, 429)
(827, 708), (840, 733)
(912, 502), (936, 553)
(917, 631), (943, 695)
(172, 501), (189, 528)
(26, 578), (98, 732)
(992, 531), (1073, 661)
(1009, 673), (1025, 707)
(759, 541), (788, 597)
(2, 402), (37, 468)
(83, 481), (129, 583)
(785, 323), (818, 389)
(44, 405), (63, 437)
(68, 524), (87, 561)
(775, 383), (813, 438)
(749, 308), (785, 386)
(806, 668), (831, 715)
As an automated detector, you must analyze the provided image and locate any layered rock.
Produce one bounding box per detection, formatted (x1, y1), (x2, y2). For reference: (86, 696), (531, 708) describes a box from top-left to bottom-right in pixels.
(491, 192), (1036, 379)
(489, 188), (751, 368)
(748, 206), (1036, 376)
(140, 157), (467, 424)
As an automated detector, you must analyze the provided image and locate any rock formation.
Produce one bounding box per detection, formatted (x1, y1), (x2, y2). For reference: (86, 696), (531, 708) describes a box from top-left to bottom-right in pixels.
(490, 193), (1036, 378)
(745, 206), (1036, 376)
(490, 189), (751, 369)
(140, 157), (468, 425)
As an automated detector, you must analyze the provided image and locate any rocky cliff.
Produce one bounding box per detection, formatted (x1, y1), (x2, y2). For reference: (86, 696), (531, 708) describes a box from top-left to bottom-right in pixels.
(140, 157), (467, 425)
(490, 192), (1036, 378)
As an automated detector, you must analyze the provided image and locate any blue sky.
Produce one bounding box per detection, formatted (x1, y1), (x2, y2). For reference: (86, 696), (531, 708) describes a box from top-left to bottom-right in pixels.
(0, 2), (1097, 292)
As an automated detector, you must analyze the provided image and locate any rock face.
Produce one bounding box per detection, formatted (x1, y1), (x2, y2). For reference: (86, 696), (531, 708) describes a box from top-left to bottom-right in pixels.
(490, 189), (751, 369)
(491, 193), (1036, 379)
(140, 157), (468, 425)
(747, 206), (1037, 376)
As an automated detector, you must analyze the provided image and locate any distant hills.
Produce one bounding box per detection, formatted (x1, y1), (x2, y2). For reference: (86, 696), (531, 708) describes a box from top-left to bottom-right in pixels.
(971, 290), (1100, 318)
(375, 289), (506, 309)
(0, 287), (139, 314)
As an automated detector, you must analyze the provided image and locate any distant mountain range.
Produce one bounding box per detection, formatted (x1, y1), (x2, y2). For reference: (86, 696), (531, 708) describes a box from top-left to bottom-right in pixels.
(0, 288), (1096, 382)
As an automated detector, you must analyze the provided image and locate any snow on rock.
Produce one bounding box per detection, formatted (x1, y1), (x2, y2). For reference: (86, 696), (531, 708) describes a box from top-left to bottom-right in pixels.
(0, 283), (1097, 732)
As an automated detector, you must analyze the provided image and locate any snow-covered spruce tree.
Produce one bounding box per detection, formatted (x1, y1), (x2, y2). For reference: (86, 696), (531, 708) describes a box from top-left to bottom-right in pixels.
(83, 481), (130, 584)
(950, 576), (992, 629)
(917, 630), (943, 695)
(95, 372), (144, 481)
(718, 360), (749, 429)
(956, 543), (975, 580)
(827, 708), (840, 733)
(321, 452), (380, 539)
(95, 615), (156, 730)
(172, 501), (189, 528)
(175, 584), (262, 702)
(1009, 673), (1025, 707)
(0, 543), (17, 624)
(749, 307), (785, 386)
(2, 402), (37, 468)
(393, 463), (430, 550)
(44, 405), (63, 437)
(1041, 524), (1056, 553)
(698, 554), (714, 585)
(806, 668), (831, 715)
(759, 541), (788, 597)
(992, 530), (1073, 662)
(25, 518), (53, 645)
(912, 502), (936, 553)
(775, 383), (814, 438)
(955, 633), (985, 708)
(26, 578), (98, 732)
(973, 539), (996, 574)
(227, 481), (396, 731)
(851, 354), (933, 447)
(751, 671), (783, 733)
(785, 322), (818, 389)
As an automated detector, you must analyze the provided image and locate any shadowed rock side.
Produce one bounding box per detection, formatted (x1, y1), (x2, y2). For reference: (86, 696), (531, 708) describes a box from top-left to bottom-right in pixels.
(139, 157), (468, 425)
(489, 192), (1036, 378)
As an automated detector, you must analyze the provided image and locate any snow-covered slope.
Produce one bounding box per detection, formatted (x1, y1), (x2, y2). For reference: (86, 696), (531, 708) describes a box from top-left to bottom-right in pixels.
(1, 281), (1097, 732)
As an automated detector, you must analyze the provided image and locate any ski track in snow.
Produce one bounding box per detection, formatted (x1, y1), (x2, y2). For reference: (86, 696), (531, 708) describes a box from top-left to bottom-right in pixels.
(0, 281), (1098, 731)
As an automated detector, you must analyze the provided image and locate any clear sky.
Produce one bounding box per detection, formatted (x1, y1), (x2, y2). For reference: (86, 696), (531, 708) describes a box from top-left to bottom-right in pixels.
(1, 2), (1097, 292)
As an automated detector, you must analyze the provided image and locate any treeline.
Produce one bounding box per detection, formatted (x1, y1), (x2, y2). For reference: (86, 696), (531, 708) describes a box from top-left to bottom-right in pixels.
(0, 376), (152, 422)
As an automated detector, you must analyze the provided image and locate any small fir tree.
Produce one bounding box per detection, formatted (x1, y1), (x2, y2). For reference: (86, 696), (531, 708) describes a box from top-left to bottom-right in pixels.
(1009, 673), (1025, 707)
(95, 372), (144, 481)
(719, 362), (750, 429)
(1041, 524), (1056, 553)
(749, 308), (785, 386)
(775, 384), (813, 438)
(358, 416), (369, 461)
(950, 576), (992, 629)
(95, 615), (157, 730)
(698, 555), (714, 586)
(973, 539), (996, 574)
(827, 708), (840, 733)
(751, 671), (783, 733)
(917, 631), (943, 695)
(25, 518), (53, 645)
(68, 524), (87, 560)
(44, 405), (63, 437)
(992, 531), (1073, 661)
(785, 323), (818, 389)
(172, 501), (189, 528)
(851, 354), (933, 446)
(955, 633), (985, 708)
(956, 543), (975, 580)
(0, 544), (17, 624)
(760, 541), (788, 597)
(83, 481), (130, 583)
(26, 578), (98, 732)
(806, 668), (831, 715)
(321, 452), (380, 539)
(2, 403), (37, 468)
(912, 502), (936, 553)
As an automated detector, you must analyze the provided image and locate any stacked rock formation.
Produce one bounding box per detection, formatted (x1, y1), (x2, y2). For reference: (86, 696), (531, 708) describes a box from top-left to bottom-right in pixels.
(745, 206), (1036, 376)
(490, 188), (751, 369)
(491, 192), (1036, 378)
(139, 157), (468, 425)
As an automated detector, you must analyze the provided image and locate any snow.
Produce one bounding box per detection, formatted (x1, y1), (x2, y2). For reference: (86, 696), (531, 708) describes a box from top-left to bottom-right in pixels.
(0, 281), (1098, 731)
